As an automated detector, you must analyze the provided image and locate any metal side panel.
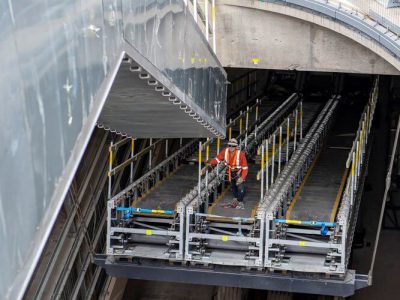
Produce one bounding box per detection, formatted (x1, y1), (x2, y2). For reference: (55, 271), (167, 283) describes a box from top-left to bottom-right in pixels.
(0, 0), (124, 298)
(0, 0), (225, 298)
(98, 0), (227, 138)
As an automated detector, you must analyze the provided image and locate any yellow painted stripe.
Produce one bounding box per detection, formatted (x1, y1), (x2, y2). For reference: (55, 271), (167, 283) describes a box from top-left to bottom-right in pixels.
(261, 148), (265, 171)
(199, 147), (202, 166)
(329, 167), (350, 222)
(286, 219), (302, 225)
(286, 151), (322, 219)
(208, 186), (229, 214)
(109, 148), (113, 169)
(212, 5), (216, 22)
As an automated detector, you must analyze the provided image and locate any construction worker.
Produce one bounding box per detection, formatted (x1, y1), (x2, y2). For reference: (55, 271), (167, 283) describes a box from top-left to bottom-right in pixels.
(207, 138), (248, 209)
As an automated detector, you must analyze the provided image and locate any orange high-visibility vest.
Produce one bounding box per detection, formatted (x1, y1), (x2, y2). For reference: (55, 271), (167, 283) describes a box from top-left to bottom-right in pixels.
(210, 148), (248, 182)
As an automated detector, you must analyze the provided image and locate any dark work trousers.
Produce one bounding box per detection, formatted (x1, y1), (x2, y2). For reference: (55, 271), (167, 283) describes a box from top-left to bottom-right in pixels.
(231, 171), (245, 202)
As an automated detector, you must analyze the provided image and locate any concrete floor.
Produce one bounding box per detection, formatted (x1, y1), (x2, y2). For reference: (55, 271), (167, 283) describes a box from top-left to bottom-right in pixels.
(353, 230), (400, 300)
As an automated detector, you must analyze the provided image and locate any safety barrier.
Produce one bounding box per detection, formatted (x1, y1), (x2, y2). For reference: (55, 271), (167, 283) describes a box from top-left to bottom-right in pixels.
(184, 94), (299, 267)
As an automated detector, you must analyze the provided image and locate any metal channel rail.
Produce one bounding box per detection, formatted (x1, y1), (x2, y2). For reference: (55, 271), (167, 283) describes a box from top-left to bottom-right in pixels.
(262, 80), (378, 276)
(106, 95), (293, 261)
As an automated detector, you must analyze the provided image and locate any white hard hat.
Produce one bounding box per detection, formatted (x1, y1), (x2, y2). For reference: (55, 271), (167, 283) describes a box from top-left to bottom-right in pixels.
(227, 138), (238, 147)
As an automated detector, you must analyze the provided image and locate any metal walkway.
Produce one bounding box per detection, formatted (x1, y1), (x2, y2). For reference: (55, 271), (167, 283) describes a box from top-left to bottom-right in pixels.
(131, 164), (198, 214)
(99, 86), (378, 296)
(208, 102), (323, 220)
(286, 104), (364, 223)
(128, 98), (282, 216)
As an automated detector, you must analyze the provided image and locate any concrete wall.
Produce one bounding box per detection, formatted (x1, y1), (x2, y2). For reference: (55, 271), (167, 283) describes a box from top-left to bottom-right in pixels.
(217, 0), (400, 75)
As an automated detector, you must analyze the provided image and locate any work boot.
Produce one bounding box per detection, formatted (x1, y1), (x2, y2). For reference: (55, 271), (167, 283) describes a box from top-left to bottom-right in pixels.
(223, 198), (238, 208)
(235, 202), (244, 210)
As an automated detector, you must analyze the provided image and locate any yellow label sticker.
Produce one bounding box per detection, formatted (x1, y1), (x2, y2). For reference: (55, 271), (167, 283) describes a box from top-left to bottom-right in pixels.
(222, 235), (229, 242)
(146, 229), (152, 236)
(252, 58), (260, 64)
(299, 241), (306, 247)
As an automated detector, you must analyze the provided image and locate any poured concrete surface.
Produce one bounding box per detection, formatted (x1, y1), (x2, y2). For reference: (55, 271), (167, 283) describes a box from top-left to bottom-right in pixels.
(217, 0), (400, 74)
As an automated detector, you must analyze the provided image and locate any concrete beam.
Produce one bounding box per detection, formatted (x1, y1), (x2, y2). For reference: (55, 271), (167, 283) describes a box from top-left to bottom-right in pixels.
(217, 0), (400, 75)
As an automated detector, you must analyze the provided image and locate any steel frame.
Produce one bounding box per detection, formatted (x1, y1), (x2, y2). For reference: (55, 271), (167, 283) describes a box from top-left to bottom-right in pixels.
(263, 81), (378, 275)
(184, 94), (299, 267)
(107, 140), (198, 260)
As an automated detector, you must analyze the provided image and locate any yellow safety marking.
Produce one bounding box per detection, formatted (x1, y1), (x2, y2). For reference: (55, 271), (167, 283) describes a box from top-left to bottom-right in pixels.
(229, 127), (232, 140)
(199, 147), (202, 167)
(206, 144), (210, 160)
(217, 138), (220, 153)
(287, 122), (290, 139)
(191, 57), (196, 64)
(222, 235), (229, 242)
(146, 229), (153, 236)
(261, 148), (265, 171)
(240, 118), (243, 134)
(207, 187), (229, 214)
(299, 241), (306, 247)
(330, 167), (350, 222)
(286, 151), (322, 219)
(152, 210), (165, 214)
(351, 161), (355, 176)
(286, 220), (302, 225)
(251, 58), (260, 64)
(109, 149), (113, 168)
(131, 138), (135, 154)
(212, 5), (216, 22)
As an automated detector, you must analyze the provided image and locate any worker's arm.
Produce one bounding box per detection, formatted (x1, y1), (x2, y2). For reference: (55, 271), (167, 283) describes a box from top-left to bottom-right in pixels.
(209, 149), (226, 166)
(240, 152), (248, 181)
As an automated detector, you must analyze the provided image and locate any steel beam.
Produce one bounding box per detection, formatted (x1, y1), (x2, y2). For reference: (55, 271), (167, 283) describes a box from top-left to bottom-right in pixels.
(94, 255), (368, 297)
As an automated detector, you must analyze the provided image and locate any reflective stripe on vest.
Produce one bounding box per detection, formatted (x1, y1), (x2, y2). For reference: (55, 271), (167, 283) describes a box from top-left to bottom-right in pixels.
(224, 148), (241, 169)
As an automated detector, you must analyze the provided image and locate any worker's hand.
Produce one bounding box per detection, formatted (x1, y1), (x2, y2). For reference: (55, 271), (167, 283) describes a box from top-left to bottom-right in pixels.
(236, 177), (244, 185)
